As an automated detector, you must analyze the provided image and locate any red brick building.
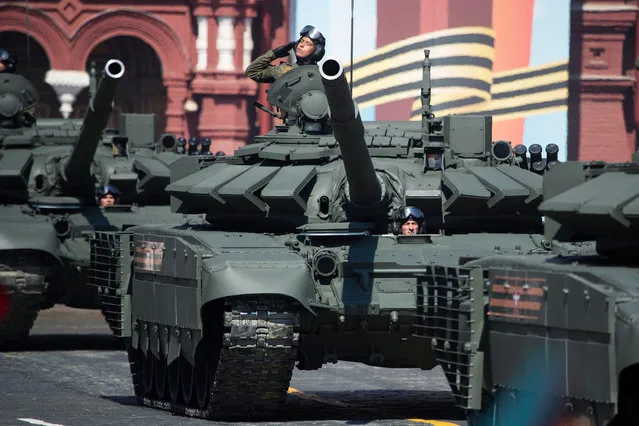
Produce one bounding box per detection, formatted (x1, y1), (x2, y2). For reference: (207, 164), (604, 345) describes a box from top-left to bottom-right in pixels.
(569, 0), (638, 161)
(0, 0), (290, 154)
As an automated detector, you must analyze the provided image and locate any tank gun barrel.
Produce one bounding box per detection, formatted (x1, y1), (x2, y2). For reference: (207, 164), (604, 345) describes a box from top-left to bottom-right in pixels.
(319, 58), (382, 207)
(63, 59), (125, 184)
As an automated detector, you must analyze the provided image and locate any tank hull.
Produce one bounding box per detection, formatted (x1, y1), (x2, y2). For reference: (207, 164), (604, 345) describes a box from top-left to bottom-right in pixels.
(0, 204), (189, 347)
(443, 254), (639, 426)
(89, 224), (544, 419)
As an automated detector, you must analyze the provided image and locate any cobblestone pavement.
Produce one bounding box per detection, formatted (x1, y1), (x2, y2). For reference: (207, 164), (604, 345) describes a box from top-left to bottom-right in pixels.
(0, 306), (466, 426)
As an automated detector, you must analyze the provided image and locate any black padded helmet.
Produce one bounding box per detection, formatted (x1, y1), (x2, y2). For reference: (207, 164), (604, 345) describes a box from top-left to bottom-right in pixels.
(295, 25), (326, 65)
(393, 206), (425, 234)
(97, 184), (120, 198)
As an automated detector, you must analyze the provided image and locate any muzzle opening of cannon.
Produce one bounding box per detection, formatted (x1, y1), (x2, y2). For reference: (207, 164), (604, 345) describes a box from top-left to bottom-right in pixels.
(105, 60), (125, 79)
(320, 59), (342, 81)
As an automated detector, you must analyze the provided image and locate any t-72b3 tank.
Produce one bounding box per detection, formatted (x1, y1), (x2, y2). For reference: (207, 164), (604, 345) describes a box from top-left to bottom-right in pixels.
(0, 60), (193, 347)
(88, 51), (561, 420)
(413, 158), (639, 426)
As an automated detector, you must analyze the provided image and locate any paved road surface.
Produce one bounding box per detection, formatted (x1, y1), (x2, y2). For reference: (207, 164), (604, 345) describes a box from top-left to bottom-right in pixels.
(0, 305), (466, 426)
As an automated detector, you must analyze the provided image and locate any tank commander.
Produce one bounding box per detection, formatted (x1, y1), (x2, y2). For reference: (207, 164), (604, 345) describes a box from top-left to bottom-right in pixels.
(394, 206), (425, 235)
(0, 49), (17, 73)
(97, 184), (120, 207)
(245, 25), (326, 83)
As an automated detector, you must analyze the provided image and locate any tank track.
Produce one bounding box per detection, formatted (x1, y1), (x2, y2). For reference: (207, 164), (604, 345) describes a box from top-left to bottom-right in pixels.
(0, 253), (50, 349)
(127, 297), (300, 420)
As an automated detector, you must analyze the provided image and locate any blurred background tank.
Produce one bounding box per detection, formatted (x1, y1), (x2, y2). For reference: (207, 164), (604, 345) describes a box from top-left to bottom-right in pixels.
(88, 51), (562, 420)
(0, 59), (196, 348)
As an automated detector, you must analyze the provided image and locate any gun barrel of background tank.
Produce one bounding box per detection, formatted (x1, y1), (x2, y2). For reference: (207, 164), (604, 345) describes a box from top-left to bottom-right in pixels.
(63, 59), (125, 183)
(319, 58), (382, 207)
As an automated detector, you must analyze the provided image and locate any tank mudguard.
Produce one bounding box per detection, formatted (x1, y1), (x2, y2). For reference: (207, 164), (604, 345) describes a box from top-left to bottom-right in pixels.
(0, 223), (61, 263)
(200, 251), (316, 313)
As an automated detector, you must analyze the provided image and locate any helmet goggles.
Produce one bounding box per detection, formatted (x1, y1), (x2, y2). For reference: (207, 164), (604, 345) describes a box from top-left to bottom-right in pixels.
(399, 206), (424, 222)
(300, 25), (323, 42)
(98, 184), (120, 197)
(0, 49), (9, 62)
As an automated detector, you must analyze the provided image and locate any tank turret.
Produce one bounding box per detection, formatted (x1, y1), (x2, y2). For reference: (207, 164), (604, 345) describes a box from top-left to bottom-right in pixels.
(538, 158), (639, 257)
(62, 59), (125, 191)
(167, 50), (558, 235)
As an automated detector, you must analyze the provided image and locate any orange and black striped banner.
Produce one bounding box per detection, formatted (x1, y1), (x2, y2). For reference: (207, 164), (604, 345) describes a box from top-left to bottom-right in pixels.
(488, 271), (546, 321)
(344, 26), (568, 121)
(134, 241), (165, 273)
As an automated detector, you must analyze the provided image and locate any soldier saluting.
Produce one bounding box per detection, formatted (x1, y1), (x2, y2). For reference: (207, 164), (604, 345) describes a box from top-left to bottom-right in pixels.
(246, 25), (326, 83)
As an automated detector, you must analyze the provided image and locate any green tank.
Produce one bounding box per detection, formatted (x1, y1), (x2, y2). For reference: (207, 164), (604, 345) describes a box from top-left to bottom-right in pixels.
(88, 51), (561, 420)
(415, 157), (639, 426)
(0, 60), (193, 347)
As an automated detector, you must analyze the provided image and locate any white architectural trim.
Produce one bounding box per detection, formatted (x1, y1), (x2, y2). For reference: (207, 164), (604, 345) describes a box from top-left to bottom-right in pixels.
(243, 17), (254, 70)
(44, 69), (90, 119)
(196, 16), (209, 71)
(216, 16), (236, 71)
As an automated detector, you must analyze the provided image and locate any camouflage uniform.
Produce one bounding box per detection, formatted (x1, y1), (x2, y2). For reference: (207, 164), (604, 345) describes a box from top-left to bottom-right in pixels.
(245, 49), (295, 83)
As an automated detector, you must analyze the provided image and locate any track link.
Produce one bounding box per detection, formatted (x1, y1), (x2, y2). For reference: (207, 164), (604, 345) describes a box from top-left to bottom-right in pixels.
(127, 296), (300, 420)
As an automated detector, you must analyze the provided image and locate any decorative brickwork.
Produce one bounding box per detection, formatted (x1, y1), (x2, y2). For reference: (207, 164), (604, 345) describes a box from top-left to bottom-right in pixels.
(0, 0), (290, 154)
(569, 0), (638, 161)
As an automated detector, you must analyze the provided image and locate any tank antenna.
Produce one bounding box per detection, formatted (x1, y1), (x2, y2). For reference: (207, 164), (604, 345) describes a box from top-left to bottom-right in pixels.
(89, 61), (97, 100)
(349, 0), (354, 94)
(26, 0), (31, 74)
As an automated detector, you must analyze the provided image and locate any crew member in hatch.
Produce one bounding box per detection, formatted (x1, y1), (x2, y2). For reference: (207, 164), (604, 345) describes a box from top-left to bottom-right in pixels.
(97, 184), (120, 207)
(395, 206), (425, 235)
(245, 25), (326, 83)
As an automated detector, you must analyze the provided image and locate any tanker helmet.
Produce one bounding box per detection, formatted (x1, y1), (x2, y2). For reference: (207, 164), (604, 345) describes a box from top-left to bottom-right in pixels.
(393, 206), (425, 234)
(97, 184), (120, 198)
(296, 25), (326, 65)
(398, 206), (424, 222)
